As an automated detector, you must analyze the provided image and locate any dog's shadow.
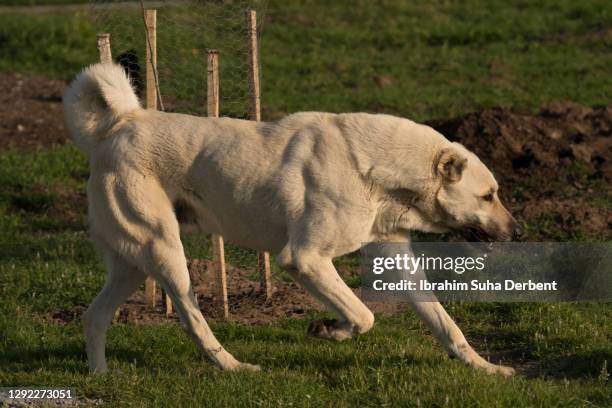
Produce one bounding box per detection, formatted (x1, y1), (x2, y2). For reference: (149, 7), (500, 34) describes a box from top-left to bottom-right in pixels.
(259, 343), (428, 372)
(482, 344), (611, 380)
(517, 350), (612, 380)
(4, 329), (608, 381)
(0, 343), (88, 373)
(0, 342), (147, 375)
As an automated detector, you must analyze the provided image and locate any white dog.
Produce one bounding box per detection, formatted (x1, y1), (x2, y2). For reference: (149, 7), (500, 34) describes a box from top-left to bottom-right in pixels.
(63, 64), (523, 375)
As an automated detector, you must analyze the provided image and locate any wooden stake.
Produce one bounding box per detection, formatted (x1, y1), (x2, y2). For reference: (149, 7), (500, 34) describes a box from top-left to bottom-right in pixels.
(258, 252), (272, 299)
(145, 9), (158, 111)
(246, 10), (261, 121)
(246, 9), (272, 299)
(144, 278), (156, 309)
(206, 49), (229, 319)
(207, 49), (220, 117)
(143, 9), (172, 314)
(97, 33), (112, 64)
(144, 9), (157, 308)
(212, 235), (228, 318)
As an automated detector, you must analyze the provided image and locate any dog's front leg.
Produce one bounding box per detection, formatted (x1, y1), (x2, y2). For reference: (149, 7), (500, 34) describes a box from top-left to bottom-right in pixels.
(278, 247), (374, 341)
(408, 300), (515, 376)
(366, 234), (515, 377)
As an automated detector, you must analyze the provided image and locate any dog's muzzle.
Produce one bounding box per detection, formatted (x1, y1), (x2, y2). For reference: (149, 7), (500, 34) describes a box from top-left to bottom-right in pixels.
(462, 227), (493, 242)
(460, 222), (525, 251)
(460, 227), (495, 251)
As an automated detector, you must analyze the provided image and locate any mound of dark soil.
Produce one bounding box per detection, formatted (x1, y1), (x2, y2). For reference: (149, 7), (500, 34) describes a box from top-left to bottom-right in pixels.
(427, 101), (611, 239)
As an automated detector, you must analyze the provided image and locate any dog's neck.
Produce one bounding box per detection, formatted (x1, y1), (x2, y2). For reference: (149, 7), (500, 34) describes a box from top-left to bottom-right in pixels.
(337, 113), (451, 226)
(338, 113), (451, 195)
(369, 180), (447, 235)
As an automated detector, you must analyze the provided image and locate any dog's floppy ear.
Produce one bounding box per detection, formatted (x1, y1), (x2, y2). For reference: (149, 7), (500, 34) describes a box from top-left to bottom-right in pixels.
(436, 148), (467, 183)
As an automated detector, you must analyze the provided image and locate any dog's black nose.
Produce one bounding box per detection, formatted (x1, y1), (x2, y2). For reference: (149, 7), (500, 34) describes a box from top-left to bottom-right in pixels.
(513, 225), (525, 240)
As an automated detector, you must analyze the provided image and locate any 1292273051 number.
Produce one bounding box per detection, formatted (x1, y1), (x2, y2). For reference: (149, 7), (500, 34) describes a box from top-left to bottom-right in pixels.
(1, 388), (74, 400)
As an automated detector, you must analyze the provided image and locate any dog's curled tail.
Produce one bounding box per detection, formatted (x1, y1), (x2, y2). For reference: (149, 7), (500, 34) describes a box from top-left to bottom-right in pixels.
(63, 63), (141, 154)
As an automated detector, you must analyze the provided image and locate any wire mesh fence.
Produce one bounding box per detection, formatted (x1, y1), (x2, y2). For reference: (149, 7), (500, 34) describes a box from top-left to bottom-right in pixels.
(89, 0), (267, 118)
(90, 0), (272, 313)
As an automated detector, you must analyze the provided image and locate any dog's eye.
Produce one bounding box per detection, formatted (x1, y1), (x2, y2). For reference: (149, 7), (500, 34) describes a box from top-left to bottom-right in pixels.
(482, 193), (494, 202)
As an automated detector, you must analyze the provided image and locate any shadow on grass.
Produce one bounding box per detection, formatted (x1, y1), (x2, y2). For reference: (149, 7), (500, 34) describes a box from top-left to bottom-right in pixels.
(3, 329), (607, 382)
(0, 233), (95, 263)
(260, 344), (429, 372)
(520, 349), (612, 380)
(0, 341), (161, 375)
(0, 343), (88, 374)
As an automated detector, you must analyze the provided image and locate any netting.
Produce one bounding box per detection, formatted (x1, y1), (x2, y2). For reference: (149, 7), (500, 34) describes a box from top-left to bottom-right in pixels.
(89, 0), (267, 118)
(89, 1), (273, 301)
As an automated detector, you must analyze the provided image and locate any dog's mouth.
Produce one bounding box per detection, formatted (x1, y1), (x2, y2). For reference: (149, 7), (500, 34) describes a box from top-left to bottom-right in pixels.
(461, 227), (495, 251)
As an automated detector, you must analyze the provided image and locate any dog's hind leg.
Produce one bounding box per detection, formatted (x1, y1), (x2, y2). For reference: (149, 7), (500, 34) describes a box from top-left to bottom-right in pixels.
(83, 251), (145, 373)
(278, 247), (374, 341)
(144, 236), (260, 372)
(88, 173), (258, 372)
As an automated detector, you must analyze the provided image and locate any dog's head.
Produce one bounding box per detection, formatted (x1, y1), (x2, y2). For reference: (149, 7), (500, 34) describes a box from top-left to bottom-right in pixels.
(432, 143), (524, 242)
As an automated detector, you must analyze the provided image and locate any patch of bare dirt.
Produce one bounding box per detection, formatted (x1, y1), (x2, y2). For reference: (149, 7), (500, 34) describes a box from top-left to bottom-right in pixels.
(51, 259), (404, 325)
(427, 101), (612, 239)
(0, 72), (68, 149)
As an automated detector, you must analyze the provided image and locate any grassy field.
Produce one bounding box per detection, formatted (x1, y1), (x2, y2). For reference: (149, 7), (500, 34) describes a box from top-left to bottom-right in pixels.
(0, 0), (611, 119)
(0, 1), (611, 406)
(0, 146), (609, 405)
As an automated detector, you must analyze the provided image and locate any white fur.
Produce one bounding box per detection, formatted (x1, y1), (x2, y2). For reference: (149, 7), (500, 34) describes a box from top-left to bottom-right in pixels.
(64, 63), (517, 376)
(63, 63), (141, 153)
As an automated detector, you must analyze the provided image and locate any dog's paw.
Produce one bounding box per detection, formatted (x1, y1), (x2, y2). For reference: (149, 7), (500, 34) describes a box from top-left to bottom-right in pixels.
(307, 318), (353, 341)
(307, 318), (334, 339)
(493, 364), (516, 377)
(483, 363), (515, 377)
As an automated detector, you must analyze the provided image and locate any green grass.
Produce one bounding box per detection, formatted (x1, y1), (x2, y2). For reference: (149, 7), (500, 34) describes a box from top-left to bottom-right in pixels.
(0, 0), (84, 5)
(0, 1), (611, 406)
(0, 139), (610, 407)
(262, 0), (612, 120)
(1, 309), (610, 407)
(0, 0), (610, 119)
